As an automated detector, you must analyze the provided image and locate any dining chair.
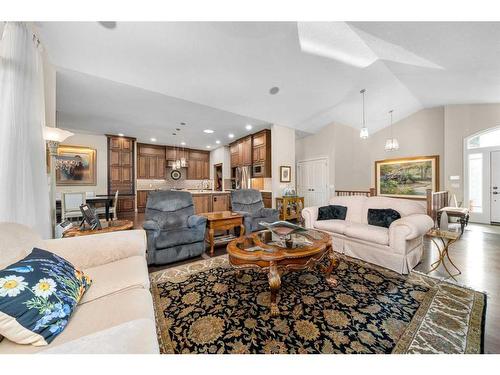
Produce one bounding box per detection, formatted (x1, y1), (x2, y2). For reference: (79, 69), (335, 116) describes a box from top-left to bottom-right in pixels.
(109, 190), (119, 220)
(95, 190), (119, 220)
(61, 192), (86, 222)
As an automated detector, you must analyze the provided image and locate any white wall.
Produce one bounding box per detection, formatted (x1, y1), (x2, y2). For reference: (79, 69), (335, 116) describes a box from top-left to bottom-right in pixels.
(271, 124), (296, 206)
(209, 146), (231, 189)
(56, 132), (108, 195)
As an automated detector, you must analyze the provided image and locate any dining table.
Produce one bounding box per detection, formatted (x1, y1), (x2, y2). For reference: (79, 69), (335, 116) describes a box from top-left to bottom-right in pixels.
(56, 194), (117, 221)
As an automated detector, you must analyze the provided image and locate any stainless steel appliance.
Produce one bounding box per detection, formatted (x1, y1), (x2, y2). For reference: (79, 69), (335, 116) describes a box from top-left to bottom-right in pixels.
(252, 163), (264, 177)
(235, 166), (251, 189)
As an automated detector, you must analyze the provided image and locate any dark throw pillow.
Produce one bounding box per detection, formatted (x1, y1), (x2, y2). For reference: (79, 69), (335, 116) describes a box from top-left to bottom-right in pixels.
(367, 208), (401, 228)
(330, 205), (348, 220)
(0, 248), (92, 346)
(317, 205), (348, 221)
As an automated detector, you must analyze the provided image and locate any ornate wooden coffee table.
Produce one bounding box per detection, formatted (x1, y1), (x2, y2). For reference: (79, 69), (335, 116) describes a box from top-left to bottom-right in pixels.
(227, 229), (338, 316)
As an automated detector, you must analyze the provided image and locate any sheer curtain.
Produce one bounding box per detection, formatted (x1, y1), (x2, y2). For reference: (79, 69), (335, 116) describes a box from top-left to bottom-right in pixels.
(0, 22), (51, 238)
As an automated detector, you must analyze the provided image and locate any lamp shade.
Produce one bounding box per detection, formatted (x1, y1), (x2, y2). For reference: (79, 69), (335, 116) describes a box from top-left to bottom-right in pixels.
(359, 127), (369, 139)
(43, 126), (74, 143)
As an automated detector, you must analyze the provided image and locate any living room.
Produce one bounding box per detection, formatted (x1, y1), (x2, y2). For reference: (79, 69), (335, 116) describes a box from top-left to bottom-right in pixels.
(1, 0), (499, 371)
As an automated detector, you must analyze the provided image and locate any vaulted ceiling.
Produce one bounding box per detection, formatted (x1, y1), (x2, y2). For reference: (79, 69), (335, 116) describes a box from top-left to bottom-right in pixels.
(36, 21), (500, 146)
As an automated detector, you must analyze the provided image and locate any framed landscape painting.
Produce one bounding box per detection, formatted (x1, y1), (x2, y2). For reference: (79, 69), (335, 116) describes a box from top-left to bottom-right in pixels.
(375, 155), (439, 199)
(55, 145), (97, 186)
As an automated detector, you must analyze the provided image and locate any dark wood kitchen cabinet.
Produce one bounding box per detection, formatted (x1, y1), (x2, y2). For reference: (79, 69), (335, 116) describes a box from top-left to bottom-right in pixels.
(107, 135), (136, 215)
(137, 143), (166, 180)
(136, 190), (149, 213)
(212, 193), (229, 212)
(251, 129), (271, 177)
(186, 150), (210, 180)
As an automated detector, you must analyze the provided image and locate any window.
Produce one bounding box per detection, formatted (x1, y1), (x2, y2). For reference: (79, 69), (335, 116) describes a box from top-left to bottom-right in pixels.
(468, 153), (482, 213)
(467, 127), (500, 149)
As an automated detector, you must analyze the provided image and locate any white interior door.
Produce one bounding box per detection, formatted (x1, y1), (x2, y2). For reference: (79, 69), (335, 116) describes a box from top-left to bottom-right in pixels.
(297, 158), (328, 207)
(491, 151), (500, 223)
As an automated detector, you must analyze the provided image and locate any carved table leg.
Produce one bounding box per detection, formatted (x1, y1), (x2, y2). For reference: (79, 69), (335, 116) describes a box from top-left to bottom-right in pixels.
(268, 261), (281, 317)
(209, 227), (215, 256)
(323, 247), (339, 287)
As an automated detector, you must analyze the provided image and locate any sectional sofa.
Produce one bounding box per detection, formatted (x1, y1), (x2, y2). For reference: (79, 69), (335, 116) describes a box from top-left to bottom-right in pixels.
(302, 196), (434, 274)
(0, 223), (159, 354)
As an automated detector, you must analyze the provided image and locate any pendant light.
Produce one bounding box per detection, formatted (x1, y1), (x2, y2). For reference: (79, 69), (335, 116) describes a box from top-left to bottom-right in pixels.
(384, 110), (400, 152)
(359, 89), (369, 139)
(180, 142), (187, 168)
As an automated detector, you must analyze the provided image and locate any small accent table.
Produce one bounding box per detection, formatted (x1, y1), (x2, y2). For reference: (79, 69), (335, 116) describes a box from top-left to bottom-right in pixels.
(275, 196), (304, 222)
(62, 219), (134, 238)
(199, 211), (245, 256)
(426, 228), (461, 280)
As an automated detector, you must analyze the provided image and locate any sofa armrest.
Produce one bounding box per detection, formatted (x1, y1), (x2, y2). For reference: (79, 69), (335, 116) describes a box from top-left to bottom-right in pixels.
(389, 214), (434, 253)
(301, 206), (319, 229)
(143, 220), (160, 231)
(188, 215), (207, 228)
(40, 229), (147, 269)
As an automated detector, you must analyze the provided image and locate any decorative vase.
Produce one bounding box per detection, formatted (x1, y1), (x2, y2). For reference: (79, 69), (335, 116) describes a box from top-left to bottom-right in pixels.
(439, 211), (449, 231)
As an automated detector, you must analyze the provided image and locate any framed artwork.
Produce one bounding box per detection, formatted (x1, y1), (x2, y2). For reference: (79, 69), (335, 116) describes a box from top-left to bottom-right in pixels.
(280, 166), (292, 183)
(375, 155), (439, 200)
(56, 145), (97, 186)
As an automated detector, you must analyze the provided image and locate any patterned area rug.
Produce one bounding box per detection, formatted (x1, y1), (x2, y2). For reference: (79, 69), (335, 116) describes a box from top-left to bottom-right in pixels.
(150, 255), (486, 354)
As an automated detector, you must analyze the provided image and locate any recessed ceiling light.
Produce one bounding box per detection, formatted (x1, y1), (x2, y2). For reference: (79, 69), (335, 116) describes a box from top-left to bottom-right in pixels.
(228, 133), (234, 139)
(180, 122), (186, 126)
(172, 133), (177, 136)
(150, 137), (157, 142)
(180, 142), (186, 146)
(118, 133), (124, 137)
(206, 145), (211, 149)
(216, 140), (221, 144)
(245, 124), (253, 131)
(176, 128), (181, 131)
(204, 129), (214, 134)
(269, 86), (280, 95)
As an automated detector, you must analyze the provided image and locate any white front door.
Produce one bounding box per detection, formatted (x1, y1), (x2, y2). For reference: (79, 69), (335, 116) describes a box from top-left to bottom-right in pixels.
(297, 158), (329, 207)
(491, 151), (500, 223)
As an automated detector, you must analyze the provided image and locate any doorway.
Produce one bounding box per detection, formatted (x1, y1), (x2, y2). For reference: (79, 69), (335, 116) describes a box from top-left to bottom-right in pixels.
(213, 163), (223, 191)
(464, 126), (500, 224)
(297, 157), (329, 207)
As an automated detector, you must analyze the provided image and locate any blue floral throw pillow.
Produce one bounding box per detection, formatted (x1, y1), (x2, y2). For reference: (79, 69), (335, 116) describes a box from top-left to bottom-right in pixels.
(0, 248), (92, 346)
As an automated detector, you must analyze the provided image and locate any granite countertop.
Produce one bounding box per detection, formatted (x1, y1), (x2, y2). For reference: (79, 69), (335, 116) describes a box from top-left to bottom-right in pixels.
(137, 188), (272, 194)
(136, 188), (230, 194)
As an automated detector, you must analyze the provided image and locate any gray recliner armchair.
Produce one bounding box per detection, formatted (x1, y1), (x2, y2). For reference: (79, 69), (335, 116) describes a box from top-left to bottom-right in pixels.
(230, 189), (279, 233)
(143, 190), (207, 265)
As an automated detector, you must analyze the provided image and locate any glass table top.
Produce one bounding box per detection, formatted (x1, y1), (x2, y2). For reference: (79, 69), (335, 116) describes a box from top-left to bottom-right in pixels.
(234, 229), (328, 253)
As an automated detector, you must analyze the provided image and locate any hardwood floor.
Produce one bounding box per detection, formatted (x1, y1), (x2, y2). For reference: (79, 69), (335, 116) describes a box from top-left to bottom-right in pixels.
(132, 213), (500, 353)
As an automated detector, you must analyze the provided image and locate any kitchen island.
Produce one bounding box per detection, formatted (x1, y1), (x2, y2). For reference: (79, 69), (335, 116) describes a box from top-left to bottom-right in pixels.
(137, 189), (272, 213)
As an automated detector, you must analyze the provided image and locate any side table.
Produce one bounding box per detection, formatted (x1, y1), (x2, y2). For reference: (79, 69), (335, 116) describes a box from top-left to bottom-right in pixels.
(426, 228), (461, 280)
(199, 211), (245, 256)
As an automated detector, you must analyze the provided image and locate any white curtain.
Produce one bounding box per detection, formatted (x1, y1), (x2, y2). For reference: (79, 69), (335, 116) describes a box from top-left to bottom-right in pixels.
(0, 22), (51, 238)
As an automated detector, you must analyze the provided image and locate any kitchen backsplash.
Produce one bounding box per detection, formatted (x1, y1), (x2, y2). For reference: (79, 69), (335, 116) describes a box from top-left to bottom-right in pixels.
(137, 169), (212, 190)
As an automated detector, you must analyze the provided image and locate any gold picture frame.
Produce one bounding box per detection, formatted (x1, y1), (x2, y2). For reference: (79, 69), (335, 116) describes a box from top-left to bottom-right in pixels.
(56, 145), (97, 186)
(375, 155), (439, 200)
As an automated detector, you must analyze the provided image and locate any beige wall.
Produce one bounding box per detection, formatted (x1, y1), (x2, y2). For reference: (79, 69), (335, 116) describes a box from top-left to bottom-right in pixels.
(296, 107), (445, 198)
(209, 146), (231, 188)
(271, 124), (296, 206)
(56, 133), (108, 195)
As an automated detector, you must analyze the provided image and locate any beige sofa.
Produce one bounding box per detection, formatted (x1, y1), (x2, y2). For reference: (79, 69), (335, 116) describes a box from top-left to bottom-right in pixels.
(0, 223), (159, 354)
(302, 196), (434, 274)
